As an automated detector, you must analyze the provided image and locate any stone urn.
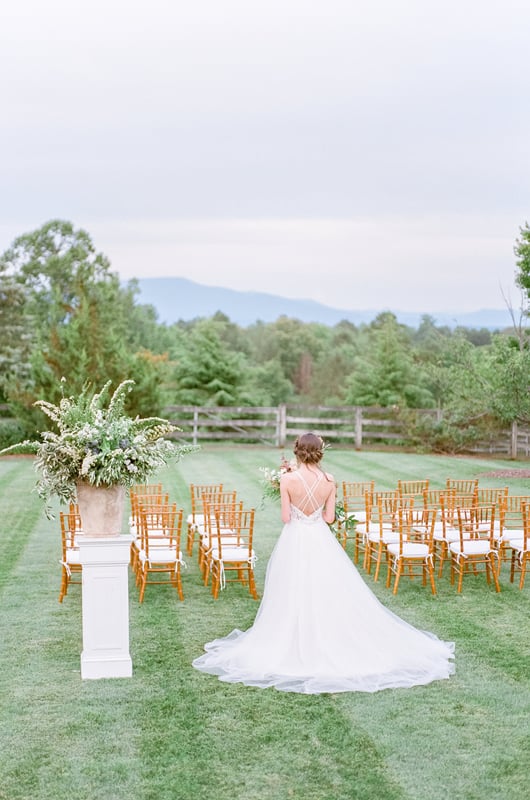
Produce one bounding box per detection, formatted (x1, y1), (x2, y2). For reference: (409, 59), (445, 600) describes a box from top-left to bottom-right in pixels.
(76, 482), (126, 537)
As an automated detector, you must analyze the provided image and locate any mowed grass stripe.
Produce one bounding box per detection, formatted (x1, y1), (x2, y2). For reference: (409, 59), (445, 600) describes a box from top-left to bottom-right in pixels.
(0, 458), (44, 594)
(1, 448), (530, 800)
(0, 496), (140, 800)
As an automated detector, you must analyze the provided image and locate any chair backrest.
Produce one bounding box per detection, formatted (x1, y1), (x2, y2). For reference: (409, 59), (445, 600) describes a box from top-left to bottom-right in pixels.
(202, 498), (243, 545)
(369, 491), (399, 531)
(60, 509), (82, 555)
(189, 483), (223, 518)
(213, 507), (255, 559)
(138, 502), (183, 556)
(394, 505), (436, 555)
(456, 504), (496, 545)
(201, 489), (237, 521)
(446, 478), (478, 495)
(499, 495), (530, 531)
(521, 502), (530, 547)
(423, 488), (453, 510)
(342, 481), (374, 500)
(131, 491), (169, 530)
(130, 483), (163, 496)
(476, 487), (508, 506)
(397, 479), (429, 496)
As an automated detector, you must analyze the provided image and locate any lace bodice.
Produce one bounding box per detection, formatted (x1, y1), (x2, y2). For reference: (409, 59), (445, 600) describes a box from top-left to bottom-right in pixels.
(290, 504), (324, 524)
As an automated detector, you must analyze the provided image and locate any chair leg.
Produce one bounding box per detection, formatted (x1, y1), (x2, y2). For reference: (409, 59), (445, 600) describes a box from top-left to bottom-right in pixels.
(519, 556), (527, 590)
(456, 559), (464, 593)
(186, 525), (194, 557)
(248, 569), (259, 600)
(211, 564), (220, 599)
(138, 568), (147, 602)
(203, 556), (211, 586)
(437, 542), (447, 577)
(490, 555), (501, 592)
(392, 561), (402, 595)
(373, 544), (385, 582)
(428, 562), (437, 595)
(58, 567), (69, 603)
(175, 568), (184, 601)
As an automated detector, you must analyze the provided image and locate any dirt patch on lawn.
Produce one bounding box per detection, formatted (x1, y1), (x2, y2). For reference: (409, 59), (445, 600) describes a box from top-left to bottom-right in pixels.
(478, 469), (530, 478)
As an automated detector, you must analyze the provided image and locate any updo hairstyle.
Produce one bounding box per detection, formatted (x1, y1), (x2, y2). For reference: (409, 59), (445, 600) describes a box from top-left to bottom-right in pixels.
(293, 433), (325, 465)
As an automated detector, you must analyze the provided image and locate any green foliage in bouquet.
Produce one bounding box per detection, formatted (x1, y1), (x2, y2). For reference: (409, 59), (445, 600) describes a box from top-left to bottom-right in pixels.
(0, 379), (197, 513)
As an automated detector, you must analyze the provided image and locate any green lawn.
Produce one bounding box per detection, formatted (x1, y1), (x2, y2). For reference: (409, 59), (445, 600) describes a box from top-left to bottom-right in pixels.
(1, 446), (529, 800)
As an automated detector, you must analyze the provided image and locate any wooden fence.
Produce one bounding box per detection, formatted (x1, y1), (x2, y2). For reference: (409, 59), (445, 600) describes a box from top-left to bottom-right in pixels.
(163, 404), (530, 458)
(3, 400), (530, 458)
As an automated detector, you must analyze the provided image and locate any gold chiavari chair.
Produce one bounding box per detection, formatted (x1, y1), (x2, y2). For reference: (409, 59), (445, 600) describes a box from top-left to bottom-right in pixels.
(449, 504), (500, 593)
(209, 507), (258, 600)
(129, 486), (169, 579)
(186, 483), (224, 556)
(508, 502), (530, 590)
(494, 494), (530, 569)
(339, 481), (374, 562)
(364, 491), (406, 582)
(386, 505), (437, 595)
(198, 489), (238, 575)
(137, 502), (185, 602)
(58, 508), (83, 602)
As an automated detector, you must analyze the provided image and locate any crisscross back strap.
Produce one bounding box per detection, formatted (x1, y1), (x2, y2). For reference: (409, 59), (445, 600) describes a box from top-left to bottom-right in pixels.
(295, 470), (324, 513)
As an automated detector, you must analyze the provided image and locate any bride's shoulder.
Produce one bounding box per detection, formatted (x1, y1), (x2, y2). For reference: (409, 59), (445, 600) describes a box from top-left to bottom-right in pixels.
(324, 471), (335, 483)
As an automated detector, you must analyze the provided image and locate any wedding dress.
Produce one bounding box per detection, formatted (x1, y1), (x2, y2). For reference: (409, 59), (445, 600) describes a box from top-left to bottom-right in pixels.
(192, 472), (455, 694)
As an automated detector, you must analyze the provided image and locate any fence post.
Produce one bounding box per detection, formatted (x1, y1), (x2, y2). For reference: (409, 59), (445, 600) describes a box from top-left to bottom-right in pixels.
(278, 404), (287, 448)
(193, 408), (199, 447)
(355, 407), (363, 450)
(511, 420), (518, 459)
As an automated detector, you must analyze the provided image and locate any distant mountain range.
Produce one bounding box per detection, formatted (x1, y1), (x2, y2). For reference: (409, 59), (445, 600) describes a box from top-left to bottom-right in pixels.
(134, 277), (513, 330)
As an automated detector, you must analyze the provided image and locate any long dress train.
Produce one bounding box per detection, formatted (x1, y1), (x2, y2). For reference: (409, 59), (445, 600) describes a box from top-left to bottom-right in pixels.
(192, 475), (455, 694)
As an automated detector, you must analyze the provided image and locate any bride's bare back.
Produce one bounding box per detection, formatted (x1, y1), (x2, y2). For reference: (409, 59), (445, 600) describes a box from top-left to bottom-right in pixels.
(280, 465), (336, 524)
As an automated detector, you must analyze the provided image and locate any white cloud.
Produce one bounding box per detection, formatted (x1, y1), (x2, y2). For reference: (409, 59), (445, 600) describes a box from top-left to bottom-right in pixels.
(0, 0), (528, 314)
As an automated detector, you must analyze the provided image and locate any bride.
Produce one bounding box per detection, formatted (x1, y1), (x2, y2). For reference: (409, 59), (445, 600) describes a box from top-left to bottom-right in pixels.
(192, 433), (455, 693)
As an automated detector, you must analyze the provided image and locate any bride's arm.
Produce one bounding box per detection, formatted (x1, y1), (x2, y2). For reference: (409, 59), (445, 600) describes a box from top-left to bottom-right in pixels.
(280, 475), (292, 523)
(322, 477), (336, 524)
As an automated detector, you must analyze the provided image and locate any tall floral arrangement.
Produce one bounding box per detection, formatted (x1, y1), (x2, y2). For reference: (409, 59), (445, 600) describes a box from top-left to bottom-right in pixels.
(0, 379), (197, 514)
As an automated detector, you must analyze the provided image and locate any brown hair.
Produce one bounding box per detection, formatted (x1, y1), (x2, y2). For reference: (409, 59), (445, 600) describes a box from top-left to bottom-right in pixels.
(293, 432), (325, 465)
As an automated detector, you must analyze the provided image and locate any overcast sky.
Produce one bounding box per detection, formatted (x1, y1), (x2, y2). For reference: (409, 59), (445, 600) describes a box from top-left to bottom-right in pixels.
(1, 0), (528, 313)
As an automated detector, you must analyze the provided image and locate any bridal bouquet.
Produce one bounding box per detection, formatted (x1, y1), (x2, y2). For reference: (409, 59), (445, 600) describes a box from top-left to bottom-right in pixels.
(258, 456), (296, 504)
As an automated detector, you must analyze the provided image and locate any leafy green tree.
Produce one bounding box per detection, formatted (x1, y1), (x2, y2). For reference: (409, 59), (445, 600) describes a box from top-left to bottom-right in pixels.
(172, 319), (247, 405)
(0, 220), (167, 425)
(246, 317), (325, 396)
(345, 313), (435, 408)
(515, 221), (530, 301)
(243, 360), (294, 405)
(0, 269), (32, 393)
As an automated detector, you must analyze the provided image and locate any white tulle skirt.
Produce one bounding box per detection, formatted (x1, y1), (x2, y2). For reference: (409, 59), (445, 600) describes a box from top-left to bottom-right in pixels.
(192, 508), (455, 694)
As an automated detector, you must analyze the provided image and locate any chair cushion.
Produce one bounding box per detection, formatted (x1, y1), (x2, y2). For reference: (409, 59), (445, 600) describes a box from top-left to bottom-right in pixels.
(367, 531), (403, 545)
(387, 543), (429, 558)
(211, 546), (254, 562)
(66, 548), (81, 565)
(449, 540), (492, 556)
(433, 529), (459, 543)
(507, 538), (526, 552)
(141, 546), (180, 565)
(496, 528), (524, 542)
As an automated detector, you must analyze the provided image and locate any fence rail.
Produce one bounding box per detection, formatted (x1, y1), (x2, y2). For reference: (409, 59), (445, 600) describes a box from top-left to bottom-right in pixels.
(163, 404), (530, 458)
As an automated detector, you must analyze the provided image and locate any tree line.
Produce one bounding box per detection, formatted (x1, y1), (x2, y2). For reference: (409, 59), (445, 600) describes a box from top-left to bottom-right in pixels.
(1, 219), (530, 452)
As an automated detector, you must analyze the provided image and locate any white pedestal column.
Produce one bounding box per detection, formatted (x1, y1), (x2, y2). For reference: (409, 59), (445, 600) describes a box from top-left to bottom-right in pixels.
(78, 535), (133, 680)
